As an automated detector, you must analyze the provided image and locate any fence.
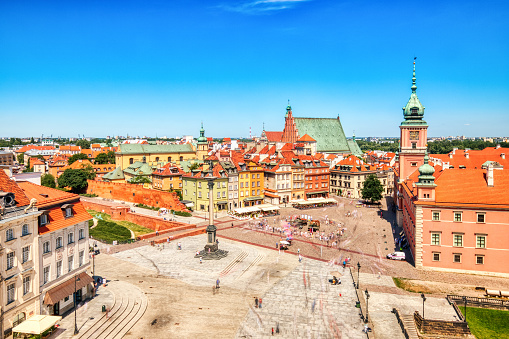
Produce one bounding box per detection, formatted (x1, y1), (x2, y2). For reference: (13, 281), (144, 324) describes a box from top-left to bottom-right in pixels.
(448, 294), (509, 311)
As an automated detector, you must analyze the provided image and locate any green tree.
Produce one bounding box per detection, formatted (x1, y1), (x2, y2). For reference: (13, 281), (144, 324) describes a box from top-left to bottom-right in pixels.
(188, 162), (200, 171)
(361, 174), (384, 204)
(68, 153), (89, 165)
(57, 166), (96, 193)
(94, 151), (116, 164)
(17, 153), (24, 164)
(41, 173), (56, 188)
(30, 137), (35, 143)
(76, 139), (91, 149)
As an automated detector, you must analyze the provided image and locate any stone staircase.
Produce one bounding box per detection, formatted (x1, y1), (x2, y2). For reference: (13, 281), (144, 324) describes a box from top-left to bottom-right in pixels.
(400, 314), (419, 339)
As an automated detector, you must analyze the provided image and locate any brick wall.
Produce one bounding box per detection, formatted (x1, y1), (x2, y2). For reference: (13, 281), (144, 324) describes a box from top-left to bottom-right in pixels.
(82, 199), (196, 233)
(86, 180), (188, 212)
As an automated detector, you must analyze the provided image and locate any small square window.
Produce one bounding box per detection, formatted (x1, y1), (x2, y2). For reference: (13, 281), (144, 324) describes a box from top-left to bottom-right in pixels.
(454, 212), (462, 222)
(432, 211), (440, 221)
(477, 213), (485, 223)
(453, 254), (462, 263)
(433, 252), (440, 261)
(453, 234), (463, 247)
(476, 235), (486, 249)
(431, 233), (440, 246)
(476, 255), (484, 265)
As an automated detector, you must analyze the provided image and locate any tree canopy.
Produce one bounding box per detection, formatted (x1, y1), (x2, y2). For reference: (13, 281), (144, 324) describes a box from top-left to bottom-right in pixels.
(94, 151), (115, 164)
(361, 174), (384, 204)
(17, 153), (24, 164)
(57, 166), (96, 193)
(76, 139), (91, 149)
(41, 173), (56, 188)
(68, 153), (89, 165)
(130, 175), (151, 184)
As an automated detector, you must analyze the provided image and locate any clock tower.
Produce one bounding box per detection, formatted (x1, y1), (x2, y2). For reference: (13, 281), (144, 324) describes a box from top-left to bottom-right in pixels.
(398, 59), (428, 181)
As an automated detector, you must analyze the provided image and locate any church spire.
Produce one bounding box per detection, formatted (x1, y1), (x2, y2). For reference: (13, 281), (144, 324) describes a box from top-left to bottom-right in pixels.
(285, 99), (292, 118)
(411, 57), (417, 94)
(402, 57), (426, 125)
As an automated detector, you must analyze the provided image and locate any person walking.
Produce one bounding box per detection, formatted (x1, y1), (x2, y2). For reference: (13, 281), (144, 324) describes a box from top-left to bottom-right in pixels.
(259, 298), (262, 308)
(299, 254), (302, 263)
(216, 278), (220, 289)
(255, 297), (259, 308)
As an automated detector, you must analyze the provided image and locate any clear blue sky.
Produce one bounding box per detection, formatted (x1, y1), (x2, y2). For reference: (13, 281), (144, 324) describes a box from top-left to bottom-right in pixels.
(1, 0), (508, 138)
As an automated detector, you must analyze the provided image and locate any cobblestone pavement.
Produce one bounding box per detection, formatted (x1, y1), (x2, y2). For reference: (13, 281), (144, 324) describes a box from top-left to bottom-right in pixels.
(236, 260), (365, 339)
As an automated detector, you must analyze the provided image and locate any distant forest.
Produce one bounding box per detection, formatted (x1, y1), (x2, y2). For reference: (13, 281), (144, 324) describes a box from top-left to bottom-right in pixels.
(357, 140), (509, 154)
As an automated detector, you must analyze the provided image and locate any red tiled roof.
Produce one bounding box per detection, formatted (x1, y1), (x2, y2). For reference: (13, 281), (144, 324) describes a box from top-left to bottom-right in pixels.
(264, 131), (283, 143)
(0, 170), (31, 206)
(16, 145), (55, 153)
(430, 147), (509, 169)
(38, 203), (91, 234)
(280, 143), (294, 151)
(298, 134), (316, 142)
(18, 181), (79, 207)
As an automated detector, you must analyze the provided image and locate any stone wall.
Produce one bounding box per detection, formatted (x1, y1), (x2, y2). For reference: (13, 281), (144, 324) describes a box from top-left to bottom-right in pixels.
(86, 180), (188, 212)
(414, 312), (471, 337)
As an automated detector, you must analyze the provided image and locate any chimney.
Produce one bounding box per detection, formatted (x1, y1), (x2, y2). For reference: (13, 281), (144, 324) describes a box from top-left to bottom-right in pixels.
(501, 153), (506, 159)
(443, 162), (450, 170)
(449, 153), (453, 159)
(496, 144), (501, 149)
(486, 164), (494, 187)
(465, 152), (469, 159)
(452, 148), (458, 154)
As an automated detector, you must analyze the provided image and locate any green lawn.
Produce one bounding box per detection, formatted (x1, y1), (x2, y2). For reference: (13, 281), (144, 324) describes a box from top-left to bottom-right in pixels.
(89, 219), (131, 244)
(459, 306), (509, 339)
(87, 210), (153, 237)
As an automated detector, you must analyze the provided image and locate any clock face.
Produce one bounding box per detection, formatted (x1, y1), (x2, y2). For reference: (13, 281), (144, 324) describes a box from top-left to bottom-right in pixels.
(410, 131), (419, 141)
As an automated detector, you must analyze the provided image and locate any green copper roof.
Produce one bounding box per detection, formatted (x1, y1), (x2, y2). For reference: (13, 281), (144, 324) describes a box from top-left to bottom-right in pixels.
(102, 166), (124, 180)
(123, 161), (154, 176)
(197, 123), (207, 143)
(118, 143), (194, 154)
(294, 117), (360, 154)
(402, 59), (427, 126)
(417, 152), (436, 185)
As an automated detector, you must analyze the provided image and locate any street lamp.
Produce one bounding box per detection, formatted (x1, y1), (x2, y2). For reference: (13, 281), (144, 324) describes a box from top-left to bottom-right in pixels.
(421, 293), (426, 320)
(462, 296), (467, 322)
(364, 289), (370, 323)
(357, 262), (361, 289)
(74, 274), (81, 335)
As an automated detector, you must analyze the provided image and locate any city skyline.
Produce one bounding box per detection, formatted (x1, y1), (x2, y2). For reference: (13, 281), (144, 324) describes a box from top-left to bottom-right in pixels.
(1, 0), (508, 138)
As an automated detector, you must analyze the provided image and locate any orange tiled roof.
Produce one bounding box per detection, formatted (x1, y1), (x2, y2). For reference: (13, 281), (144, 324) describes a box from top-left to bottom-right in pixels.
(280, 143), (294, 151)
(0, 170), (31, 206)
(264, 131), (283, 143)
(38, 203), (91, 234)
(297, 134), (316, 142)
(16, 145), (55, 153)
(430, 147), (509, 169)
(18, 181), (79, 208)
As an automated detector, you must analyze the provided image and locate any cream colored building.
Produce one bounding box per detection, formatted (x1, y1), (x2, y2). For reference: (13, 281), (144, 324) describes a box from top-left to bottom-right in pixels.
(115, 144), (196, 170)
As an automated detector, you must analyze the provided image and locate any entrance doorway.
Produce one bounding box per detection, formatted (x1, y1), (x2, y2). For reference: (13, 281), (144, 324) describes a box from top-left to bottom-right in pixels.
(53, 302), (60, 315)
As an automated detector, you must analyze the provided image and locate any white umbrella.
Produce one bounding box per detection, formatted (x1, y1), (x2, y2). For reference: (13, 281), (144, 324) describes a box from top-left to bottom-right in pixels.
(280, 240), (290, 245)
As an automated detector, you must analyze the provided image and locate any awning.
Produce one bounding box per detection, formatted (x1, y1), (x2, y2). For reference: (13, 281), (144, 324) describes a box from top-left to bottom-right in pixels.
(243, 196), (263, 201)
(216, 201), (228, 205)
(13, 315), (62, 335)
(43, 272), (94, 305)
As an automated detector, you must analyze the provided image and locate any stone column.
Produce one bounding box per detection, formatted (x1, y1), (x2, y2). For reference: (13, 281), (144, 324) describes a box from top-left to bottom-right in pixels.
(208, 179), (214, 226)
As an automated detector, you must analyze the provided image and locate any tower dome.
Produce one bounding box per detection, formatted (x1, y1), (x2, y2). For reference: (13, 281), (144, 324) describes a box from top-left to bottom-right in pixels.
(417, 152), (435, 185)
(197, 123), (207, 143)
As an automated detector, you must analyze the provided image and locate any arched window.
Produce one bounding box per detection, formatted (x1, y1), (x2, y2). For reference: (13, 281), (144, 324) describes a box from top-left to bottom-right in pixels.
(13, 312), (26, 327)
(155, 157), (159, 162)
(168, 156), (172, 162)
(179, 156), (183, 161)
(129, 158), (134, 164)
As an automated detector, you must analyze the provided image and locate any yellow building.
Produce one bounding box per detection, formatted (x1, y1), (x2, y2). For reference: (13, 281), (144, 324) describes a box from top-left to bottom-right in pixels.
(115, 144), (196, 170)
(152, 163), (185, 191)
(234, 160), (264, 207)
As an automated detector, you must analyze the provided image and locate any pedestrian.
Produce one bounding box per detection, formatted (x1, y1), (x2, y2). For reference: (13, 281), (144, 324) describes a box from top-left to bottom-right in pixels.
(200, 257), (203, 264)
(276, 242), (278, 249)
(343, 260), (346, 268)
(231, 222), (234, 228)
(297, 248), (300, 254)
(272, 327), (274, 336)
(216, 278), (220, 289)
(276, 322), (280, 334)
(255, 297), (259, 308)
(299, 254), (302, 263)
(259, 298), (262, 308)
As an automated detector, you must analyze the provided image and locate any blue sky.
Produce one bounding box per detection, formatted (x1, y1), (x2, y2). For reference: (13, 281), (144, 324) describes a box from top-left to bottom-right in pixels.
(1, 0), (508, 138)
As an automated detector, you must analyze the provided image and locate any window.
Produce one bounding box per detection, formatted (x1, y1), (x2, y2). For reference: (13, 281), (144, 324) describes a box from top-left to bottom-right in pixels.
(198, 182), (202, 188)
(23, 276), (30, 295)
(222, 191), (226, 198)
(7, 284), (15, 304)
(432, 252), (440, 261)
(65, 207), (73, 218)
(453, 253), (462, 263)
(22, 224), (29, 236)
(68, 255), (74, 272)
(7, 252), (15, 270)
(453, 234), (463, 247)
(168, 156), (172, 162)
(40, 214), (48, 226)
(79, 250), (84, 267)
(257, 189), (260, 195)
(6, 228), (14, 241)
(217, 192), (220, 199)
(454, 212), (462, 222)
(477, 213), (485, 223)
(43, 266), (50, 284)
(411, 162), (417, 166)
(257, 174), (260, 179)
(43, 241), (51, 254)
(56, 260), (62, 278)
(431, 233), (440, 246)
(432, 211), (440, 221)
(22, 246), (30, 263)
(179, 156), (183, 161)
(79, 228), (85, 240)
(68, 233), (74, 244)
(252, 190), (255, 196)
(251, 182), (255, 188)
(56, 237), (63, 249)
(412, 143), (416, 149)
(476, 255), (484, 265)
(198, 191), (202, 198)
(155, 157), (159, 162)
(476, 235), (486, 249)
(129, 158), (134, 165)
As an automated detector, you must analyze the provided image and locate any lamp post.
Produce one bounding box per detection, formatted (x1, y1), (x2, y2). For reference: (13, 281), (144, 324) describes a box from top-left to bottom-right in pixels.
(462, 296), (467, 322)
(364, 289), (370, 323)
(421, 293), (426, 320)
(74, 274), (81, 335)
(357, 262), (361, 289)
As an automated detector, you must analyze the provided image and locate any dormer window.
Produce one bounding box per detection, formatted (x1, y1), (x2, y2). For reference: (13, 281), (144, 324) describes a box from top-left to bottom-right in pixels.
(39, 213), (49, 226)
(411, 107), (418, 114)
(61, 204), (74, 218)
